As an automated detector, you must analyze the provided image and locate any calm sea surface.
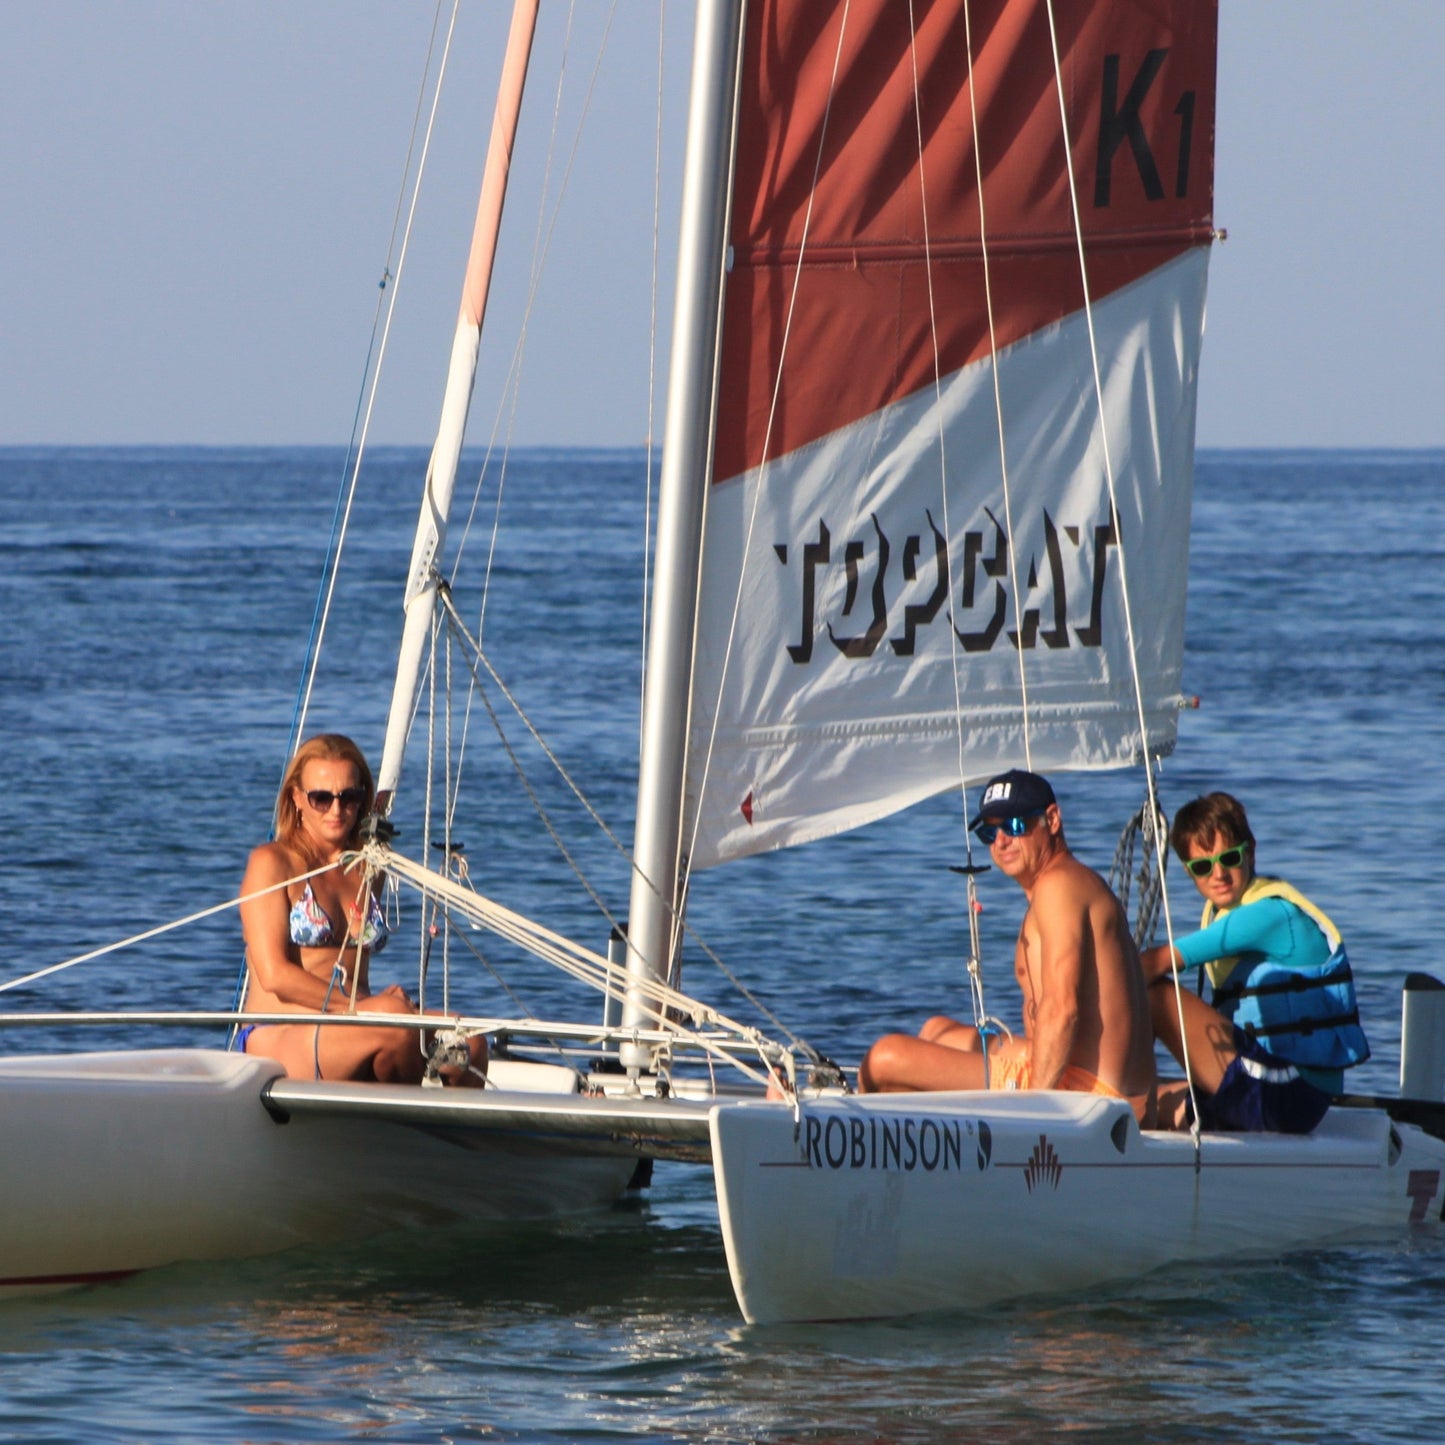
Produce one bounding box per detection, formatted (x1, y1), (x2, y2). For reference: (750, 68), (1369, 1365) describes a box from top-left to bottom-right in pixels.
(2, 446), (1444, 1443)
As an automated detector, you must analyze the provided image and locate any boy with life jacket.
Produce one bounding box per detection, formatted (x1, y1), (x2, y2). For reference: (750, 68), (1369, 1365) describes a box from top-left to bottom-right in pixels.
(1142, 792), (1369, 1132)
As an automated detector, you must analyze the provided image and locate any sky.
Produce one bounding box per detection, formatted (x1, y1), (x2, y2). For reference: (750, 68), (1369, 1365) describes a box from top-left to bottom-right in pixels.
(2, 2), (1443, 452)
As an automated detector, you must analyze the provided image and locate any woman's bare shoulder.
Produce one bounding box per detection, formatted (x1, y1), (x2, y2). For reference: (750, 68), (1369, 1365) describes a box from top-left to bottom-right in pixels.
(242, 838), (304, 889)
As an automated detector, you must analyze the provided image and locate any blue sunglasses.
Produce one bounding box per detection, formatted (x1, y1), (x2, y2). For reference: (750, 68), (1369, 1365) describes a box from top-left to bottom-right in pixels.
(973, 810), (1045, 844)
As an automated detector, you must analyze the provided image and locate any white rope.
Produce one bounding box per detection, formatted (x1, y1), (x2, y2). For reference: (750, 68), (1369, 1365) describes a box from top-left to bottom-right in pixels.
(419, 863), (542, 1025)
(377, 845), (785, 1088)
(1, 843), (786, 1090)
(0, 862), (337, 996)
(0, 1008), (761, 1050)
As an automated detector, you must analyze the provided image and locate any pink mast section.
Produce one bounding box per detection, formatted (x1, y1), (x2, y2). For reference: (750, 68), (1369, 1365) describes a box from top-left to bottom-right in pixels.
(459, 0), (538, 331)
(378, 0), (540, 804)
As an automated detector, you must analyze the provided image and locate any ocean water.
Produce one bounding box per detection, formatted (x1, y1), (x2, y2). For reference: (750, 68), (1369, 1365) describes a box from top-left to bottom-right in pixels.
(2, 446), (1445, 1443)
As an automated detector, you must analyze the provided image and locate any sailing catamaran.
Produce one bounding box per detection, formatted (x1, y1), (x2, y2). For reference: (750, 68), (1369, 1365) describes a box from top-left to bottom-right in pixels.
(5, 0), (1445, 1323)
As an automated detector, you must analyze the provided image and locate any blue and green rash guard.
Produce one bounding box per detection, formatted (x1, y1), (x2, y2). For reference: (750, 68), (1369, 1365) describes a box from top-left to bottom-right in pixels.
(1173, 876), (1369, 1090)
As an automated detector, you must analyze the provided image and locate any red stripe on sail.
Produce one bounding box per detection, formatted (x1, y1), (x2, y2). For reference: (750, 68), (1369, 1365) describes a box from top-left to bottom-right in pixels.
(715, 0), (1217, 484)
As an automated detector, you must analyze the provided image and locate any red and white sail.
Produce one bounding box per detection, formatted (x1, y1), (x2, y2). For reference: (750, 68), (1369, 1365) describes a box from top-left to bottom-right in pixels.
(684, 0), (1217, 868)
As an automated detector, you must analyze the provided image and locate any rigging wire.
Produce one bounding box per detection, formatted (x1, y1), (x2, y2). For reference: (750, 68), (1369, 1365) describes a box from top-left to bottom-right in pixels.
(435, 2), (624, 852)
(377, 845), (787, 1090)
(0, 862), (346, 997)
(1041, 0), (1196, 1135)
(419, 606), (441, 1014)
(2, 834), (796, 1094)
(432, 584), (824, 1060)
(915, 0), (1003, 1061)
(640, 2), (668, 751)
(958, 0), (1033, 776)
(293, 0), (462, 757)
(285, 0), (453, 770)
(327, 5), (807, 1077)
(231, 0), (461, 1026)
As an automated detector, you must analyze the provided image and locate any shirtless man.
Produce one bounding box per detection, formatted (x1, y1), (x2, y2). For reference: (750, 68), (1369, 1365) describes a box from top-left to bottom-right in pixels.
(858, 770), (1157, 1124)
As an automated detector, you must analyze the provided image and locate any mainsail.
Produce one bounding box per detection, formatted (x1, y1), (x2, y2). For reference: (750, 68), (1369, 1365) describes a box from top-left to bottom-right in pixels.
(684, 0), (1218, 868)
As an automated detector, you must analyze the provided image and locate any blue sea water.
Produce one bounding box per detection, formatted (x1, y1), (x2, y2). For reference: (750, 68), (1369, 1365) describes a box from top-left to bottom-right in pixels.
(2, 446), (1445, 1443)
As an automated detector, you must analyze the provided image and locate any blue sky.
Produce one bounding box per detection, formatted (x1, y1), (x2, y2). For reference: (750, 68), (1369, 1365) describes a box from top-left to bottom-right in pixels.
(3, 2), (1442, 450)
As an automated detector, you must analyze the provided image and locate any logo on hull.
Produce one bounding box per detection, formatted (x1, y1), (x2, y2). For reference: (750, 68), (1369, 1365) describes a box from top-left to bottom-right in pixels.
(1023, 1133), (1063, 1193)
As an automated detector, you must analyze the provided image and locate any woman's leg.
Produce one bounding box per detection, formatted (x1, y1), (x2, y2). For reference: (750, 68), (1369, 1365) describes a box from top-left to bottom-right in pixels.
(245, 1019), (423, 1081)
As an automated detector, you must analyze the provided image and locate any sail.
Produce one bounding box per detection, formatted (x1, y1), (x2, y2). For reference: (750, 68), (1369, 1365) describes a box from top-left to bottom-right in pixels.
(685, 0), (1217, 868)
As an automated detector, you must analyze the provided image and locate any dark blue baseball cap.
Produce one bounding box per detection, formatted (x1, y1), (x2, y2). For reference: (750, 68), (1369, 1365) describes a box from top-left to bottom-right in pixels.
(968, 769), (1056, 831)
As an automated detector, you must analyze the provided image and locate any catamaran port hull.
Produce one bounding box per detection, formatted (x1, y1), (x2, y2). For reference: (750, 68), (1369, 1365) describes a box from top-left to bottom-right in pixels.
(0, 1049), (655, 1296)
(710, 1091), (1445, 1324)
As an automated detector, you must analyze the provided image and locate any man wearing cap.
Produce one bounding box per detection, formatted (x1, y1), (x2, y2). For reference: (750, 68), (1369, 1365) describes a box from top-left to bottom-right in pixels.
(859, 769), (1157, 1124)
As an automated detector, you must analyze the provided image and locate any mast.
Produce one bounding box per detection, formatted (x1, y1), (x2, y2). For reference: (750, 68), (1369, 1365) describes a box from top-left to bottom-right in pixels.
(622, 0), (744, 1045)
(377, 0), (540, 805)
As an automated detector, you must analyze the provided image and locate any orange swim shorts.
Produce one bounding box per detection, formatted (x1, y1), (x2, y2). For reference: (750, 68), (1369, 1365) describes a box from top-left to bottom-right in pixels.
(990, 1053), (1124, 1100)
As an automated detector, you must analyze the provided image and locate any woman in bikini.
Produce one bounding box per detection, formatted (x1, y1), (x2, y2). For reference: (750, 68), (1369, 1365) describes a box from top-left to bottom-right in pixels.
(236, 733), (487, 1084)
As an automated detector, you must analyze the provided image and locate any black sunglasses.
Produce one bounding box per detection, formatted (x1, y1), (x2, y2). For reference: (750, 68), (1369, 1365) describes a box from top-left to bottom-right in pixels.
(1184, 843), (1250, 877)
(304, 787), (367, 813)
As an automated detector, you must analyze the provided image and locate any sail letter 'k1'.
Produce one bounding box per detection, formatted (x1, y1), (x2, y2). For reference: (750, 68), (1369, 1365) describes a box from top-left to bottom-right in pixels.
(685, 0), (1217, 867)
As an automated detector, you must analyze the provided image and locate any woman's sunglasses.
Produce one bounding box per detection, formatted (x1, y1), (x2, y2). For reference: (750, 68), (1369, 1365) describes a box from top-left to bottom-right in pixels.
(1184, 843), (1250, 878)
(973, 811), (1044, 845)
(304, 787), (368, 813)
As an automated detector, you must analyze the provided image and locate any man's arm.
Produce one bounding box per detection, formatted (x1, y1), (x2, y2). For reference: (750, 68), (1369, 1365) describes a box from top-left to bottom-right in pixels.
(1025, 870), (1085, 1089)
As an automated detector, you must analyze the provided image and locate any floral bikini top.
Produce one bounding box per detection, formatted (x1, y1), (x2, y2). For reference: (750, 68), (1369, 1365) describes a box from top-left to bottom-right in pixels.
(288, 881), (390, 954)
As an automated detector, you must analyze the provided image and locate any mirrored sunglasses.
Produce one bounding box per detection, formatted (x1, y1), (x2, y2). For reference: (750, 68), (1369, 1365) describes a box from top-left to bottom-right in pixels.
(973, 810), (1044, 845)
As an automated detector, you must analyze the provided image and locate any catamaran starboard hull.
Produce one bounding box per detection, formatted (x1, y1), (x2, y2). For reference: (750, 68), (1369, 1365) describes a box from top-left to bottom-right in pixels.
(710, 1092), (1445, 1323)
(0, 1049), (646, 1296)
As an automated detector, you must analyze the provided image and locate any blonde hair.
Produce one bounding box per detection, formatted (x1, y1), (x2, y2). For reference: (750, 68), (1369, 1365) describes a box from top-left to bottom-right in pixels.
(275, 734), (375, 850)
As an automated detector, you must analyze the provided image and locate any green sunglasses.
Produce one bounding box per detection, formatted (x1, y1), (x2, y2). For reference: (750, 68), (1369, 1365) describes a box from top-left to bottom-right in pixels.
(1184, 843), (1251, 878)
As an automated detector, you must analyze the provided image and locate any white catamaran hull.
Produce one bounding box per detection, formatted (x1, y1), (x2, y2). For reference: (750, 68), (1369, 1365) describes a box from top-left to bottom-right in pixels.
(0, 1050), (665, 1296)
(710, 1092), (1445, 1323)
